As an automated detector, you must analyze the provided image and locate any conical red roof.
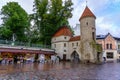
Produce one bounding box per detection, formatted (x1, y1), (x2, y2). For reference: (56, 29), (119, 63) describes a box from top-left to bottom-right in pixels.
(79, 6), (96, 21)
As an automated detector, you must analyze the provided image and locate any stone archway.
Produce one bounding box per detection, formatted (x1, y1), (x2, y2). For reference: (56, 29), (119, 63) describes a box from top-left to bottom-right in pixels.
(71, 51), (80, 63)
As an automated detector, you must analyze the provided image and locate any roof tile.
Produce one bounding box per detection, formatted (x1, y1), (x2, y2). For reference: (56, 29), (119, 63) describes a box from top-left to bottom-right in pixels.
(69, 36), (80, 41)
(79, 6), (96, 20)
(53, 26), (73, 37)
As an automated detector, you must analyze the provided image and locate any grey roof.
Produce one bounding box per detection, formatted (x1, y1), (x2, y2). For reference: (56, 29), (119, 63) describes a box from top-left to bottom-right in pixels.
(96, 33), (120, 41)
(96, 35), (106, 39)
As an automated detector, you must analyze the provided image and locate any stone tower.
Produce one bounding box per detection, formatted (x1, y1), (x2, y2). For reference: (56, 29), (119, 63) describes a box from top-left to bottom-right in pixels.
(79, 6), (98, 63)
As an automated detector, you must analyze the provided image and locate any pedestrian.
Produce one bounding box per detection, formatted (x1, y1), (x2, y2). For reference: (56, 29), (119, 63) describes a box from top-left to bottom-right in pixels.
(0, 57), (2, 64)
(102, 51), (106, 63)
(103, 57), (106, 62)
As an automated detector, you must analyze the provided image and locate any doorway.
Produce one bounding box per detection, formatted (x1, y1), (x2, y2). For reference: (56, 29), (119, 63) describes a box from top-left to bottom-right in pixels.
(97, 52), (100, 62)
(71, 51), (80, 63)
(63, 54), (66, 61)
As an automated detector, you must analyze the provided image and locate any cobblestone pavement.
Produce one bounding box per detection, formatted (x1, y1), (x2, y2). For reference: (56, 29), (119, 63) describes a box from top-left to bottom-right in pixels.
(0, 62), (120, 80)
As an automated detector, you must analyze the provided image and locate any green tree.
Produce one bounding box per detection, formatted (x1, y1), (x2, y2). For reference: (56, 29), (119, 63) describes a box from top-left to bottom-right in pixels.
(32, 0), (73, 45)
(30, 0), (49, 44)
(0, 2), (29, 41)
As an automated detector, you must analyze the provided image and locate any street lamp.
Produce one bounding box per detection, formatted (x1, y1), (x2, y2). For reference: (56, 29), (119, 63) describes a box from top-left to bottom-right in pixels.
(11, 33), (16, 46)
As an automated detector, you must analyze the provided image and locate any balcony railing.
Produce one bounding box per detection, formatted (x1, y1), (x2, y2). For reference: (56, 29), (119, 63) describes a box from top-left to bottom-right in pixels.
(0, 40), (51, 49)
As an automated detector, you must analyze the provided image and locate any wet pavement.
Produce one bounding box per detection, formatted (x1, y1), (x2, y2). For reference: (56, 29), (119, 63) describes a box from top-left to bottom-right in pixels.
(0, 62), (120, 80)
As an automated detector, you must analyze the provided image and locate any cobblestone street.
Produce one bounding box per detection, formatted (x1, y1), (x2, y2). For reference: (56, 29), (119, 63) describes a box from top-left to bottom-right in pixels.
(0, 62), (120, 80)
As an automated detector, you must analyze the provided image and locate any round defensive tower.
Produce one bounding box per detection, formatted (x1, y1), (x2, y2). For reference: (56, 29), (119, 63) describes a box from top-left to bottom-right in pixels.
(79, 6), (97, 63)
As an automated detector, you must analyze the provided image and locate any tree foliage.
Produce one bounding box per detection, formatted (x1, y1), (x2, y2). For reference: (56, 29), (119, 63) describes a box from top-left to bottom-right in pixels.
(0, 2), (29, 41)
(32, 0), (73, 45)
(0, 0), (73, 45)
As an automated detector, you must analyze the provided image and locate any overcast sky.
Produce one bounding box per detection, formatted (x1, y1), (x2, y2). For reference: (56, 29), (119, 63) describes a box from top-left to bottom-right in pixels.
(0, 0), (120, 37)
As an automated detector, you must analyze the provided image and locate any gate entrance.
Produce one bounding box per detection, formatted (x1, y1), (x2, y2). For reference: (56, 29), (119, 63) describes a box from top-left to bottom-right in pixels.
(71, 51), (80, 63)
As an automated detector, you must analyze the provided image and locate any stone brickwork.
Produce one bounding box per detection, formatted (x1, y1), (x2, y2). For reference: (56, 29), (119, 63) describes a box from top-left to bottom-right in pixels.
(80, 17), (97, 63)
(79, 6), (102, 63)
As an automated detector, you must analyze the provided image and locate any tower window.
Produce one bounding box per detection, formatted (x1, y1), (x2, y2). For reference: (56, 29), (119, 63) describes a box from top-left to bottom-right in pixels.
(86, 22), (88, 25)
(92, 32), (95, 41)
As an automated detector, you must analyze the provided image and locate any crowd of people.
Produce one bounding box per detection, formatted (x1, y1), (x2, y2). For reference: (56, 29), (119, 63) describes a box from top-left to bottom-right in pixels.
(0, 54), (60, 64)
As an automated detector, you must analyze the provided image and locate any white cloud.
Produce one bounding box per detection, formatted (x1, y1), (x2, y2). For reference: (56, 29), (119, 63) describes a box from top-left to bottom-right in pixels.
(96, 16), (120, 37)
(0, 0), (120, 37)
(70, 0), (120, 37)
(16, 0), (34, 14)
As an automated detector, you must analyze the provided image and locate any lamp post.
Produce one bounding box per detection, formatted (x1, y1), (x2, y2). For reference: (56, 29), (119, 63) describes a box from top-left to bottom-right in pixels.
(11, 33), (16, 46)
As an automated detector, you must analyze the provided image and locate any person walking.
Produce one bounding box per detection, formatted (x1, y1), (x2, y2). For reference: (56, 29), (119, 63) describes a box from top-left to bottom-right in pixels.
(102, 51), (106, 63)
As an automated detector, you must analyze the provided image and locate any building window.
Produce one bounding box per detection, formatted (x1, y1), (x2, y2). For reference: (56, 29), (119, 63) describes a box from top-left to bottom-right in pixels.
(106, 44), (109, 49)
(118, 45), (120, 49)
(64, 50), (66, 52)
(110, 44), (112, 49)
(64, 37), (66, 39)
(76, 42), (78, 46)
(106, 44), (112, 49)
(64, 43), (66, 47)
(72, 43), (74, 47)
(86, 22), (88, 25)
(54, 44), (56, 48)
(107, 52), (113, 59)
(92, 32), (95, 41)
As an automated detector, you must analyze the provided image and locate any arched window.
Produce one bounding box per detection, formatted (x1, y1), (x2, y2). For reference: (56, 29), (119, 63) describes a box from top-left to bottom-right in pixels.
(110, 44), (112, 49)
(106, 44), (109, 49)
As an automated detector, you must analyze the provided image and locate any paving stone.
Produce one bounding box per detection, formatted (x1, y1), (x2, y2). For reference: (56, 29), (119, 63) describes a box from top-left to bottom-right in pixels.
(0, 62), (120, 80)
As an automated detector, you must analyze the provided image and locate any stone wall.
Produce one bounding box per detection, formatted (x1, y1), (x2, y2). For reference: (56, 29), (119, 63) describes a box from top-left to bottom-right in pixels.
(80, 17), (97, 63)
